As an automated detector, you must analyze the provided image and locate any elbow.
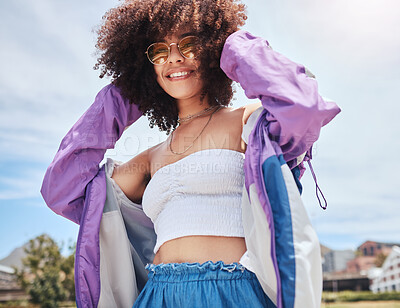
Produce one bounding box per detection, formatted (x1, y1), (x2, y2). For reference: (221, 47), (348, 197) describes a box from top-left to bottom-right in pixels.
(40, 171), (53, 209)
(40, 175), (82, 225)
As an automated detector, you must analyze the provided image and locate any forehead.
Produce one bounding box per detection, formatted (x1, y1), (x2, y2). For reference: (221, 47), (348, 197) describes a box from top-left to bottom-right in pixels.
(160, 26), (196, 42)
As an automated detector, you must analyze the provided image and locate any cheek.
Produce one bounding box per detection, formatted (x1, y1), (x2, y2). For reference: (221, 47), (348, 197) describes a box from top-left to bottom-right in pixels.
(193, 61), (203, 84)
(154, 67), (166, 89)
(154, 66), (161, 81)
(193, 70), (204, 89)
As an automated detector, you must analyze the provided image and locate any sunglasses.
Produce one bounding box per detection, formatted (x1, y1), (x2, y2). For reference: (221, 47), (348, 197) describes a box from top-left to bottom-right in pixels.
(145, 36), (199, 65)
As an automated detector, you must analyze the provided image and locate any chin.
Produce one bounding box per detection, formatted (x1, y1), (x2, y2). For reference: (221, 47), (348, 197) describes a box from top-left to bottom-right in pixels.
(170, 92), (198, 100)
(158, 78), (203, 101)
(164, 86), (203, 101)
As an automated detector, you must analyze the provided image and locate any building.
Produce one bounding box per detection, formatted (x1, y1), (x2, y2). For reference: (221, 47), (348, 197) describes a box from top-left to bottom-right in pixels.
(323, 272), (370, 292)
(346, 241), (400, 275)
(370, 246), (400, 293)
(0, 265), (27, 302)
(358, 241), (399, 257)
(346, 256), (376, 274)
(323, 249), (355, 273)
(0, 245), (29, 302)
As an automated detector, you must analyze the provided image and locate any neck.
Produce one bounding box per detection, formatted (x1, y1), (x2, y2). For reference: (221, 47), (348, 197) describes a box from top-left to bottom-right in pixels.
(176, 95), (212, 120)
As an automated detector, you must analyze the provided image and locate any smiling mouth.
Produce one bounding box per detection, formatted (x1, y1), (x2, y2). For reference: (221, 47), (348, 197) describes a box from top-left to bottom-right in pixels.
(166, 71), (194, 80)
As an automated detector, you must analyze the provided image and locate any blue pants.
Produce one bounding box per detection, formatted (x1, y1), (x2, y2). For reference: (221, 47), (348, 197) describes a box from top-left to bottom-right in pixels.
(132, 260), (276, 307)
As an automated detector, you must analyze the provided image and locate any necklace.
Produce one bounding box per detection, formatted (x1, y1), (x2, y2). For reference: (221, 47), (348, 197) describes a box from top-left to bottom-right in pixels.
(169, 105), (222, 155)
(177, 105), (219, 124)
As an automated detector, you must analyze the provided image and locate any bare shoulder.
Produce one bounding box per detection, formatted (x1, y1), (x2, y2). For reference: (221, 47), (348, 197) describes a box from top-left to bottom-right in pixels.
(219, 102), (262, 152)
(228, 102), (262, 125)
(112, 148), (151, 176)
(111, 147), (152, 204)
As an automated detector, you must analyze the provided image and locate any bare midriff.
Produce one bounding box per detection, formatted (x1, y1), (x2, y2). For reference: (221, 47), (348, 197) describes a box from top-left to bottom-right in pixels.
(152, 235), (247, 265)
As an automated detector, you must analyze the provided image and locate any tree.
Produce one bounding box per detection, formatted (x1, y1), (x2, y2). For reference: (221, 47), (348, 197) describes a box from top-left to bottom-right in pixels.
(14, 234), (75, 308)
(374, 252), (388, 267)
(60, 242), (76, 301)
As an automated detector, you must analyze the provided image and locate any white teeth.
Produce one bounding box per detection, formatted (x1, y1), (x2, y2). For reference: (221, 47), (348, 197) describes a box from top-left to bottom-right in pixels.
(169, 71), (190, 78)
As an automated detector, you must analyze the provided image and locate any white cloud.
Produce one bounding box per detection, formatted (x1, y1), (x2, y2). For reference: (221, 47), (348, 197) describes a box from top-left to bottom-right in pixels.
(0, 167), (44, 201)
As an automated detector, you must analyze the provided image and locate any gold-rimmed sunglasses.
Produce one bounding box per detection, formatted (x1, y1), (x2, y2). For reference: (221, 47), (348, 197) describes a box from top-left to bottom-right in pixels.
(145, 36), (199, 65)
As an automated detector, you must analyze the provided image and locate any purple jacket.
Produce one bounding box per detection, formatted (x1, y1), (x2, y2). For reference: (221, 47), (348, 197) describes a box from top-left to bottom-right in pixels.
(41, 30), (340, 308)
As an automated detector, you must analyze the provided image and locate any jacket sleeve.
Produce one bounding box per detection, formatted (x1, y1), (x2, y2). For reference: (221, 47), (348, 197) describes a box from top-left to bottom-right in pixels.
(40, 84), (143, 224)
(220, 30), (341, 163)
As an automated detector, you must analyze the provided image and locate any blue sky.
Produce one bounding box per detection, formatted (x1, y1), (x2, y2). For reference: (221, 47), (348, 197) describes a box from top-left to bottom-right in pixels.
(1, 0), (399, 259)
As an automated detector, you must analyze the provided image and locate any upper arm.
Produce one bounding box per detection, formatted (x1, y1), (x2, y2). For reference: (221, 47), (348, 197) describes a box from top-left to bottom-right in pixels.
(238, 102), (262, 151)
(111, 149), (150, 204)
(241, 102), (262, 126)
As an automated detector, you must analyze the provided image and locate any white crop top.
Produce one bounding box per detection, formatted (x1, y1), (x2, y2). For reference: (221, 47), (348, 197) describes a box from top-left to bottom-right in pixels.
(142, 148), (246, 254)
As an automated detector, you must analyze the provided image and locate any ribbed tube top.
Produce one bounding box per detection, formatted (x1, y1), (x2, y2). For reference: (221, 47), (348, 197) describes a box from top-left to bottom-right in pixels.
(142, 148), (246, 254)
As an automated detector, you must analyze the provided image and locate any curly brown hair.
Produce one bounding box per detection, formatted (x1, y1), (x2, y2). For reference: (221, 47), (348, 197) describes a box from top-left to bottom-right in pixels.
(94, 0), (247, 134)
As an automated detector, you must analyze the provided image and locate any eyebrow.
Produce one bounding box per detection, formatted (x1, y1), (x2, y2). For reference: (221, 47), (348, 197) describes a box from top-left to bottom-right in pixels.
(179, 32), (195, 39)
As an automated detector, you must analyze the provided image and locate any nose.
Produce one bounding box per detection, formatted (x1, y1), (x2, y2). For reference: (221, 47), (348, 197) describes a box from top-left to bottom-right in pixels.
(168, 43), (184, 63)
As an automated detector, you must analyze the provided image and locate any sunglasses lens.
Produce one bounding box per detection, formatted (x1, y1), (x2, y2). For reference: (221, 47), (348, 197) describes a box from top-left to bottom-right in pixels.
(179, 36), (199, 59)
(147, 36), (199, 65)
(148, 43), (169, 65)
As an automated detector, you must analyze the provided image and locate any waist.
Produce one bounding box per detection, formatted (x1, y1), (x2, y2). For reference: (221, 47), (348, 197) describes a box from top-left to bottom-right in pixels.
(152, 236), (247, 265)
(145, 260), (254, 282)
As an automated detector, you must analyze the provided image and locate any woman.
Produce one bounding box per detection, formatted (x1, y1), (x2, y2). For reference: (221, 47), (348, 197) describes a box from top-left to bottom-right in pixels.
(41, 0), (340, 307)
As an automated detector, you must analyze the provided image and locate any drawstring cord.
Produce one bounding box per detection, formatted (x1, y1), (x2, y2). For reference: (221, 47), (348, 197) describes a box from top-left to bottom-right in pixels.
(306, 160), (328, 210)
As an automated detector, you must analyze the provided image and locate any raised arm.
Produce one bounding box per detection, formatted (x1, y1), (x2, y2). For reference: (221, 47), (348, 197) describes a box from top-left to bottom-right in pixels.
(40, 84), (143, 224)
(220, 30), (341, 163)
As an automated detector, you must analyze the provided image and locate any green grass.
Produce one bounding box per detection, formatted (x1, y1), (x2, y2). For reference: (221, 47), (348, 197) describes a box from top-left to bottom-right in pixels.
(321, 301), (400, 308)
(323, 291), (400, 302)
